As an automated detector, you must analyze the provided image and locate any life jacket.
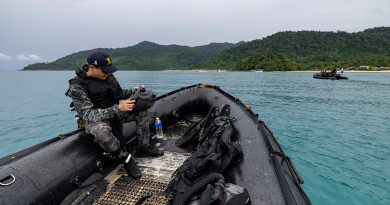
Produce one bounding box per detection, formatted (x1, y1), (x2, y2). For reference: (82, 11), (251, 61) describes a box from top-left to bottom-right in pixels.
(69, 75), (123, 109)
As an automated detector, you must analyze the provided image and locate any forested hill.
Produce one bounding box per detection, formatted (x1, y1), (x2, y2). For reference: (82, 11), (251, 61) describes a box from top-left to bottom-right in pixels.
(24, 27), (390, 71)
(200, 27), (390, 71)
(23, 41), (236, 70)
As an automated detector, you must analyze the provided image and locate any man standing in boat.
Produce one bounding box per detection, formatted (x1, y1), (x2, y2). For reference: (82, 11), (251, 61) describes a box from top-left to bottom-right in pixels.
(65, 51), (163, 178)
(331, 67), (337, 76)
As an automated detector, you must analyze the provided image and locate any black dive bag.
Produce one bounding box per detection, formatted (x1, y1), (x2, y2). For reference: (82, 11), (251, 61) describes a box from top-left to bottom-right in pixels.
(169, 104), (248, 205)
(130, 86), (156, 111)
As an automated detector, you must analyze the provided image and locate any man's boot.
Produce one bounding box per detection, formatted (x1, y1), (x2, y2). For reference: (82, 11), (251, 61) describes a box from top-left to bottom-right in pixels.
(136, 146), (164, 158)
(124, 153), (141, 179)
(109, 149), (142, 179)
(134, 111), (164, 158)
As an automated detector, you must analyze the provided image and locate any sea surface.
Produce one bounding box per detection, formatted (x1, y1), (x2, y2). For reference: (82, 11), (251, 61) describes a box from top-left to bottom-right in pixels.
(0, 71), (389, 205)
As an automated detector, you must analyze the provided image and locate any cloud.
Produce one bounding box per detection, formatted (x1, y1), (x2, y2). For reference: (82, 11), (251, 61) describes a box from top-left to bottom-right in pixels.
(16, 54), (44, 61)
(0, 52), (12, 60)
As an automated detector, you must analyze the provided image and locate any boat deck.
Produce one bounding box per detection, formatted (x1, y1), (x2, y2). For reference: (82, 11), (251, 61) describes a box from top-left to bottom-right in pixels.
(92, 115), (202, 205)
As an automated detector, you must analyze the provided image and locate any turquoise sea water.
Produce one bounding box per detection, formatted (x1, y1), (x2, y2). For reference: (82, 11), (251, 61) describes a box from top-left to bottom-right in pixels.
(0, 71), (389, 204)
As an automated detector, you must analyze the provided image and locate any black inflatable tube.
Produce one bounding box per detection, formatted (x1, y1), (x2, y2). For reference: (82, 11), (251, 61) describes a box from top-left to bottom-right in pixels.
(0, 133), (103, 204)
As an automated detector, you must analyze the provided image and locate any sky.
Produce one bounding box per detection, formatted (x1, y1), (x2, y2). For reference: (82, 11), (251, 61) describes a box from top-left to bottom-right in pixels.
(0, 0), (389, 70)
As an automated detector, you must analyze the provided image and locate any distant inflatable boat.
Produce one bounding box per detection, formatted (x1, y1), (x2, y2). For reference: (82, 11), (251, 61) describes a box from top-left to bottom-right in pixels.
(0, 84), (311, 205)
(313, 72), (348, 80)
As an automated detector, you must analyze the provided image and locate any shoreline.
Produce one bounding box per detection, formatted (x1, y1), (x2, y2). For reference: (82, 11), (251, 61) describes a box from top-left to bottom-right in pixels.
(289, 70), (390, 73)
(15, 69), (390, 73)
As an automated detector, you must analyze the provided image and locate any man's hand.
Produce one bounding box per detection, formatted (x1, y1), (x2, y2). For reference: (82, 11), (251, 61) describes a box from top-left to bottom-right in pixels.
(118, 99), (136, 112)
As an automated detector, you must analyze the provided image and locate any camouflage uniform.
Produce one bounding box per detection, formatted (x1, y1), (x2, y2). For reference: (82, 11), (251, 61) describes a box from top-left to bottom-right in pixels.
(66, 67), (151, 153)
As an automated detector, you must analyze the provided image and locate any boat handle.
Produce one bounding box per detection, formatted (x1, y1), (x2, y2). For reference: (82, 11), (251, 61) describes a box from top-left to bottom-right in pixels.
(0, 174), (16, 186)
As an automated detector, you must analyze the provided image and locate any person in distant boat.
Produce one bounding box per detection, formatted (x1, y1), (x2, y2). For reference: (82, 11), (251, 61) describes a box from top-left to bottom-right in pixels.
(341, 67), (344, 75)
(65, 51), (163, 178)
(331, 68), (337, 75)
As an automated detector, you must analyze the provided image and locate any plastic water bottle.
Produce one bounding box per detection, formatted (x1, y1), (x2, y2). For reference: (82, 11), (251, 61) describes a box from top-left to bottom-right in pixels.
(155, 117), (163, 139)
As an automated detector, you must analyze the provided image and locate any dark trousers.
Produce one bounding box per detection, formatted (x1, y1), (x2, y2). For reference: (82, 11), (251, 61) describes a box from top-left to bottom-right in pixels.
(85, 111), (150, 152)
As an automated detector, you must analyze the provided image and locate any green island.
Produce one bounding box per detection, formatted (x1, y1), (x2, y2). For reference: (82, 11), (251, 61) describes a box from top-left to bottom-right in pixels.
(23, 27), (390, 71)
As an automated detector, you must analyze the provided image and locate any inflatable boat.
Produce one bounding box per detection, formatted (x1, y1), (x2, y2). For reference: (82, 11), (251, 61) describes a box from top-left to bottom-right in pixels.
(0, 84), (311, 205)
(313, 72), (348, 80)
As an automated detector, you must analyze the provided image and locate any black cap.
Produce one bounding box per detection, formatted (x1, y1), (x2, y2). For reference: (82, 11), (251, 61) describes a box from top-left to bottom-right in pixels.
(87, 51), (118, 73)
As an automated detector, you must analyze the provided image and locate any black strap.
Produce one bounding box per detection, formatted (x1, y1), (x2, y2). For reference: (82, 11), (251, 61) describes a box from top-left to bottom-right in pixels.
(61, 173), (103, 205)
(272, 151), (304, 185)
(135, 195), (152, 205)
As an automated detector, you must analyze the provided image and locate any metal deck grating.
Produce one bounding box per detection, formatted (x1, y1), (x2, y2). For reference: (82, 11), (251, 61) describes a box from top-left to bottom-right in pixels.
(93, 176), (169, 205)
(92, 151), (190, 205)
